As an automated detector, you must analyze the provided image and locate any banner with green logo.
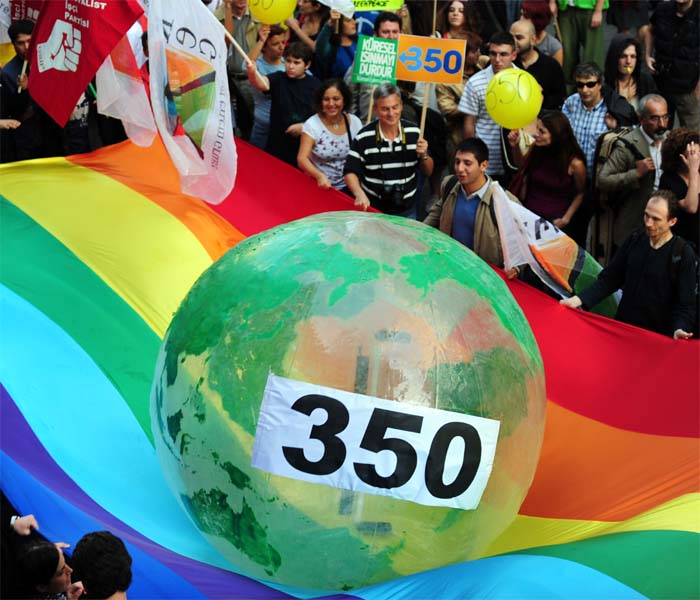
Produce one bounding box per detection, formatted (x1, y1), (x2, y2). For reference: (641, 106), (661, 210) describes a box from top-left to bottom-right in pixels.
(351, 35), (398, 85)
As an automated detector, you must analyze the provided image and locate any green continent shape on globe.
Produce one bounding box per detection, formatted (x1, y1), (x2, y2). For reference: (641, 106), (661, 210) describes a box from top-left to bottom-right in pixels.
(427, 347), (530, 436)
(186, 489), (282, 575)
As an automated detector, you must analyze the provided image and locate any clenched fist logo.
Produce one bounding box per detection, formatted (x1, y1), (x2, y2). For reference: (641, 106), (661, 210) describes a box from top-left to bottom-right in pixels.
(37, 20), (82, 73)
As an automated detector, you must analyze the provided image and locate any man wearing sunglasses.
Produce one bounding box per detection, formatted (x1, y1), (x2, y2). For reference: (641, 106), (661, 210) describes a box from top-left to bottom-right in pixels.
(562, 61), (635, 245)
(597, 94), (671, 256)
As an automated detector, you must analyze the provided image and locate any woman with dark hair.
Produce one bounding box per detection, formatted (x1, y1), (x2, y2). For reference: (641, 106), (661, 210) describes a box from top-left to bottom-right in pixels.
(285, 0), (330, 51)
(660, 128), (700, 251)
(16, 540), (84, 599)
(314, 9), (358, 80)
(604, 35), (658, 111)
(520, 0), (563, 65)
(436, 0), (481, 39)
(508, 110), (586, 230)
(298, 79), (362, 191)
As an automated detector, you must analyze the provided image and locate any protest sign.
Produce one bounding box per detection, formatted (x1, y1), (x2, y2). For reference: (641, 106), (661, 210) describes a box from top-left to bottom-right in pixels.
(352, 0), (402, 11)
(351, 34), (397, 85)
(396, 34), (466, 84)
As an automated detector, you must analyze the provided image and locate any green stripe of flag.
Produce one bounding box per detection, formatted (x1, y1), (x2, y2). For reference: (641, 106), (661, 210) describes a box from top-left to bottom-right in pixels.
(519, 529), (699, 600)
(0, 198), (159, 444)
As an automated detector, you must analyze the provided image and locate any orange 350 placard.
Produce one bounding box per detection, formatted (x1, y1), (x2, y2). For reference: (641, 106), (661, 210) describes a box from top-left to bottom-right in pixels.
(395, 34), (466, 84)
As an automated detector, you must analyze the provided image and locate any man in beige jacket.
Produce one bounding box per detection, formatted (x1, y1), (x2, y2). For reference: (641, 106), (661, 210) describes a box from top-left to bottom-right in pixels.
(424, 137), (520, 275)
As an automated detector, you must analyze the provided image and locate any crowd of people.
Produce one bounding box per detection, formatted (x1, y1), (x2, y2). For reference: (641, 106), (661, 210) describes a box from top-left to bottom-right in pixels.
(1, 0), (698, 340)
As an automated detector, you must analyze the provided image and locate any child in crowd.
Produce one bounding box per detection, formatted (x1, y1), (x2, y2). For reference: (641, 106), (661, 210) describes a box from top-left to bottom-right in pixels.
(247, 41), (321, 167)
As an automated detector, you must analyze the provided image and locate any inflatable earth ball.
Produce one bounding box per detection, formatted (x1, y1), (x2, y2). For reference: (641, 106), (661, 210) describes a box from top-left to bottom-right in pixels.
(151, 212), (546, 591)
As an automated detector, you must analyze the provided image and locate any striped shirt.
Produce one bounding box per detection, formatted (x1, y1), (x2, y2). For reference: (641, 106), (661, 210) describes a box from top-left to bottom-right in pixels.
(344, 119), (421, 215)
(458, 65), (504, 176)
(562, 93), (608, 175)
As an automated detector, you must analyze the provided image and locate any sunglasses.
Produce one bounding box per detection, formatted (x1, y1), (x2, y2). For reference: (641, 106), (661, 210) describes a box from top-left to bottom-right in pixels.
(575, 81), (600, 89)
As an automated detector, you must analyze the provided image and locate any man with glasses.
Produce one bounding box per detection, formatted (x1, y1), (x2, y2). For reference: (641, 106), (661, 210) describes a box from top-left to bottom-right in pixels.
(458, 31), (518, 184)
(562, 61), (635, 245)
(597, 94), (671, 256)
(562, 63), (612, 176)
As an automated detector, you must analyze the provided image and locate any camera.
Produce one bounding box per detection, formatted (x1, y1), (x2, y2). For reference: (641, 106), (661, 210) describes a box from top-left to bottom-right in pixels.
(381, 183), (408, 208)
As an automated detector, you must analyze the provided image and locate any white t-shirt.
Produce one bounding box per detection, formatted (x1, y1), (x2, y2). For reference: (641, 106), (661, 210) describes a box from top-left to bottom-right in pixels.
(458, 65), (506, 176)
(302, 113), (362, 188)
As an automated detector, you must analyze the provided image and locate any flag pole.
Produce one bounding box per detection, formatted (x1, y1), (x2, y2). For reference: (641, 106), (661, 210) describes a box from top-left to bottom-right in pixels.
(419, 83), (431, 137)
(223, 29), (253, 67)
(17, 60), (28, 94)
(419, 0), (438, 137)
(366, 85), (376, 125)
(553, 14), (563, 42)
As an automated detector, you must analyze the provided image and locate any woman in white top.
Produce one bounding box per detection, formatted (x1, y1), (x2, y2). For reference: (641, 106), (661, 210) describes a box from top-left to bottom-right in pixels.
(298, 79), (362, 192)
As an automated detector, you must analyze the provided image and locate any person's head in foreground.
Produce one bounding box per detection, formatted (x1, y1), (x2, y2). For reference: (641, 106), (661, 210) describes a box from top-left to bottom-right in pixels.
(17, 540), (82, 599)
(72, 532), (132, 600)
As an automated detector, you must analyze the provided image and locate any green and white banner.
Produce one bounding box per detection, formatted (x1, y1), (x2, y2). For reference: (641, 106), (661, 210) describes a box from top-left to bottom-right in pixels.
(351, 34), (397, 85)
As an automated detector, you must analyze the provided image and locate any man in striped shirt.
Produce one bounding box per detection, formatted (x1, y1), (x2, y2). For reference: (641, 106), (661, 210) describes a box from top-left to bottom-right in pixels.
(344, 83), (433, 217)
(458, 32), (518, 182)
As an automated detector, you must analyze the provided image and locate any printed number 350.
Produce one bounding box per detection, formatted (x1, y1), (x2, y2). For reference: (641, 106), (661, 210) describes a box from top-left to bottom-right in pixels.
(282, 394), (482, 500)
(402, 47), (463, 75)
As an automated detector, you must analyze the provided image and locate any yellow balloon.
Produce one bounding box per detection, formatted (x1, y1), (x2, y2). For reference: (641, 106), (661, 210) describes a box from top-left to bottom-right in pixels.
(248, 0), (297, 24)
(485, 68), (543, 130)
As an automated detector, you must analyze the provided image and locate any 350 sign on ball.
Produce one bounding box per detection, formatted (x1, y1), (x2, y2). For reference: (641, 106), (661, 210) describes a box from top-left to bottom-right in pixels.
(252, 374), (500, 509)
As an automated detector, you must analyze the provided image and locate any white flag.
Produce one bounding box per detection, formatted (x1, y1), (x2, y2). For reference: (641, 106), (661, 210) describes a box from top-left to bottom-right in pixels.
(96, 20), (156, 147)
(491, 183), (619, 316)
(147, 0), (236, 204)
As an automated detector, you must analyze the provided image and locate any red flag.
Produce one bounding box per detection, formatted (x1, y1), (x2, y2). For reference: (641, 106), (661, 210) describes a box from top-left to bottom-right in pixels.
(9, 0), (43, 22)
(28, 0), (143, 127)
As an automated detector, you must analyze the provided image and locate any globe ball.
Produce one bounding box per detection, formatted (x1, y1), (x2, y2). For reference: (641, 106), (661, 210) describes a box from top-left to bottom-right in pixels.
(151, 212), (546, 591)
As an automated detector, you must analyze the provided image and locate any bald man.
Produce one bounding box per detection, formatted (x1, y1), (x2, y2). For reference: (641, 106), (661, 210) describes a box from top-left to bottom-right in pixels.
(510, 19), (566, 110)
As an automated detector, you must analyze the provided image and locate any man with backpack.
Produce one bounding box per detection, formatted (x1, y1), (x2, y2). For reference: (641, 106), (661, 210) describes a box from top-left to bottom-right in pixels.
(595, 94), (670, 260)
(561, 190), (697, 339)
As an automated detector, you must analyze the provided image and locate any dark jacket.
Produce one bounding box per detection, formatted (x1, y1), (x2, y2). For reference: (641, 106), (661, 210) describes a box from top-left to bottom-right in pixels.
(602, 85), (637, 127)
(579, 229), (697, 336)
(636, 71), (660, 99)
(650, 1), (700, 93)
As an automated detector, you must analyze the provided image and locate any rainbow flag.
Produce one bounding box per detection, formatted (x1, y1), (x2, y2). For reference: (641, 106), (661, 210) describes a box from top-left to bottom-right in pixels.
(1, 140), (698, 599)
